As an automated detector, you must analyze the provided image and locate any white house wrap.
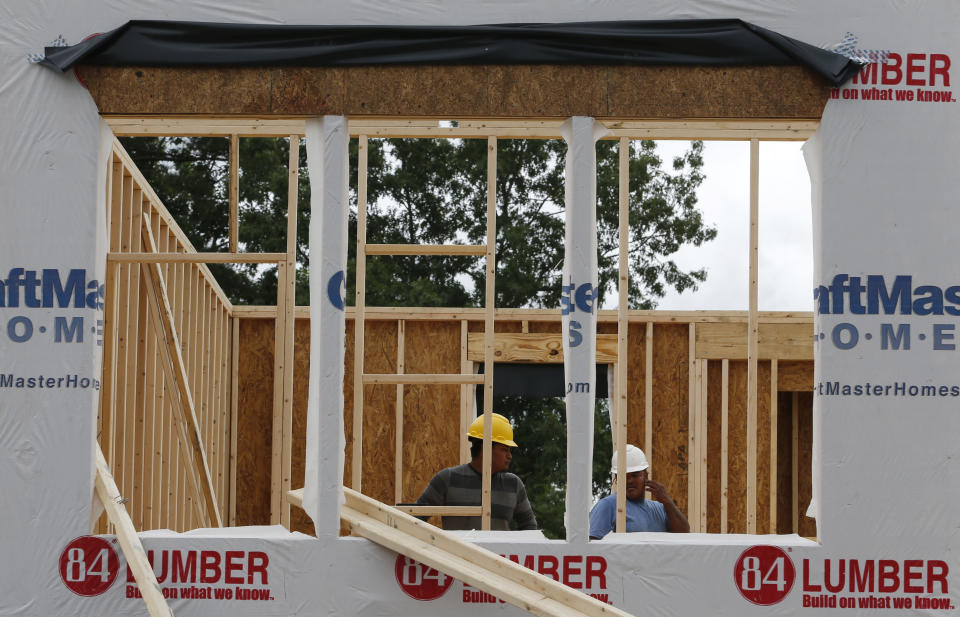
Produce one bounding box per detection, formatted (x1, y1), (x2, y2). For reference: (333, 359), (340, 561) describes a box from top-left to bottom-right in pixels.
(303, 117), (349, 538)
(2, 2), (959, 616)
(560, 117), (607, 544)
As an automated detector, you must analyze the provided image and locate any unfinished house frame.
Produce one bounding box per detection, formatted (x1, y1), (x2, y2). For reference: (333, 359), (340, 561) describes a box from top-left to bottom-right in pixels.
(83, 53), (830, 544)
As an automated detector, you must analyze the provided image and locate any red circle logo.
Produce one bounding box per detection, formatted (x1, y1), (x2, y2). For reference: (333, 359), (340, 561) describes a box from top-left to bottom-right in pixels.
(394, 555), (454, 601)
(59, 536), (120, 596)
(733, 545), (796, 605)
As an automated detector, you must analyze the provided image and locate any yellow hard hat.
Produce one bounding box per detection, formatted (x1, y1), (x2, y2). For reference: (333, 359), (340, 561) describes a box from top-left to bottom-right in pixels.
(466, 413), (518, 448)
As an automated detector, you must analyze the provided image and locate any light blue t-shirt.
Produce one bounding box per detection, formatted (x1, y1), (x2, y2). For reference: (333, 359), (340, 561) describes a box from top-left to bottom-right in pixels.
(589, 494), (668, 538)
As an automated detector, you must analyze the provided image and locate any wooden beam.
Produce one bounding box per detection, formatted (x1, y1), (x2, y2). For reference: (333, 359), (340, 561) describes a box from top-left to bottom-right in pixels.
(95, 445), (174, 617)
(695, 322), (813, 360)
(232, 303), (813, 323)
(460, 321), (472, 465)
(395, 320), (405, 506)
(466, 332), (619, 363)
(140, 221), (221, 527)
(365, 243), (486, 256)
(229, 134), (239, 252)
(394, 506), (482, 517)
(353, 135), (369, 493)
(108, 252), (286, 264)
(792, 391), (800, 533)
(770, 359), (779, 533)
(229, 316), (239, 526)
(111, 140), (233, 310)
(699, 359), (708, 531)
(104, 116), (818, 141)
(746, 138), (759, 534)
(363, 373), (484, 385)
(645, 323), (653, 473)
(721, 359), (729, 534)
(615, 136), (630, 536)
(290, 487), (635, 617)
(481, 135), (496, 531)
(273, 135), (299, 529)
(687, 324), (698, 531)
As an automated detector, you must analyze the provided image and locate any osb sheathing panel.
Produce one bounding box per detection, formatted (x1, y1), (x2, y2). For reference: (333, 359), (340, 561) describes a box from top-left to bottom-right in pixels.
(235, 318), (274, 526)
(606, 65), (828, 118)
(778, 360), (814, 391)
(776, 391), (793, 534)
(797, 392), (817, 538)
(344, 320), (398, 505)
(79, 64), (828, 118)
(399, 321), (462, 503)
(706, 359), (723, 533)
(237, 316), (815, 535)
(290, 319), (313, 535)
(625, 322), (648, 451)
(756, 361), (773, 534)
(644, 324), (689, 517)
(727, 361), (748, 533)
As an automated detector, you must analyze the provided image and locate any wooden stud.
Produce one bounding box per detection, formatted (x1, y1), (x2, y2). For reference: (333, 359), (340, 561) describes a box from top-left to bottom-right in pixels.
(687, 323), (697, 531)
(95, 445), (174, 617)
(111, 142), (233, 310)
(122, 189), (144, 526)
(481, 135), (497, 531)
(270, 261), (286, 524)
(140, 213), (161, 529)
(108, 252), (286, 264)
(210, 295), (223, 515)
(699, 359), (708, 531)
(99, 159), (124, 510)
(110, 171), (133, 533)
(232, 304), (813, 323)
(395, 320), (405, 505)
(152, 225), (170, 530)
(645, 322), (653, 472)
(391, 505), (482, 517)
(365, 244), (486, 256)
(141, 221), (222, 527)
(615, 136), (629, 534)
(220, 304), (231, 516)
(229, 134), (239, 253)
(274, 135), (299, 528)
(229, 316), (240, 526)
(792, 391), (800, 534)
(353, 135), (369, 493)
(362, 373), (484, 385)
(187, 265), (202, 526)
(460, 321), (471, 464)
(721, 359), (730, 534)
(106, 116), (818, 141)
(747, 138), (760, 534)
(770, 359), (778, 533)
(466, 332), (619, 363)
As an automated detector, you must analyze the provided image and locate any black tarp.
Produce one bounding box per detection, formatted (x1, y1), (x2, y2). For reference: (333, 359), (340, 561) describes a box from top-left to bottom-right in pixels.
(40, 19), (861, 86)
(476, 364), (609, 401)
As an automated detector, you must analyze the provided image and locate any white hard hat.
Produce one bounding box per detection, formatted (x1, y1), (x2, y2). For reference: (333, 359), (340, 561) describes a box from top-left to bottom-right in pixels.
(611, 444), (649, 474)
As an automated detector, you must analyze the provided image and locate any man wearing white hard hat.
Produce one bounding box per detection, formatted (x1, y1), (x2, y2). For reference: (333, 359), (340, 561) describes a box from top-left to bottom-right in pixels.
(589, 444), (689, 539)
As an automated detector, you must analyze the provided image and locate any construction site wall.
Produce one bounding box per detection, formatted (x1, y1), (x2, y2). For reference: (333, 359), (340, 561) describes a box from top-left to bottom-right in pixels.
(234, 314), (816, 538)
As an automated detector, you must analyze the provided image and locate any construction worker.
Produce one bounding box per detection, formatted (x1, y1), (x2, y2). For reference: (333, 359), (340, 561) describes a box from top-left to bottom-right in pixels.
(414, 413), (538, 531)
(589, 444), (689, 538)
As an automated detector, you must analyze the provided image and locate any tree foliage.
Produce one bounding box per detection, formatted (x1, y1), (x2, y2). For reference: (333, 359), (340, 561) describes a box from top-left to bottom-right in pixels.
(121, 133), (714, 537)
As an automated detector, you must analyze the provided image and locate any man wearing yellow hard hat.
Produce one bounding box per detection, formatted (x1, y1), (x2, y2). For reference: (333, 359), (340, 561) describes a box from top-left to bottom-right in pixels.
(588, 444), (689, 539)
(414, 413), (538, 531)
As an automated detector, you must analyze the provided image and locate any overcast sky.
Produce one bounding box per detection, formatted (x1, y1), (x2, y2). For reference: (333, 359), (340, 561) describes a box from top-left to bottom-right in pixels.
(652, 140), (813, 312)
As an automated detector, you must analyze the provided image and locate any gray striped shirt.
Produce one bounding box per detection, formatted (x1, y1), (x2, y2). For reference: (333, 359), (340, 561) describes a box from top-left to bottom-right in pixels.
(415, 463), (538, 531)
